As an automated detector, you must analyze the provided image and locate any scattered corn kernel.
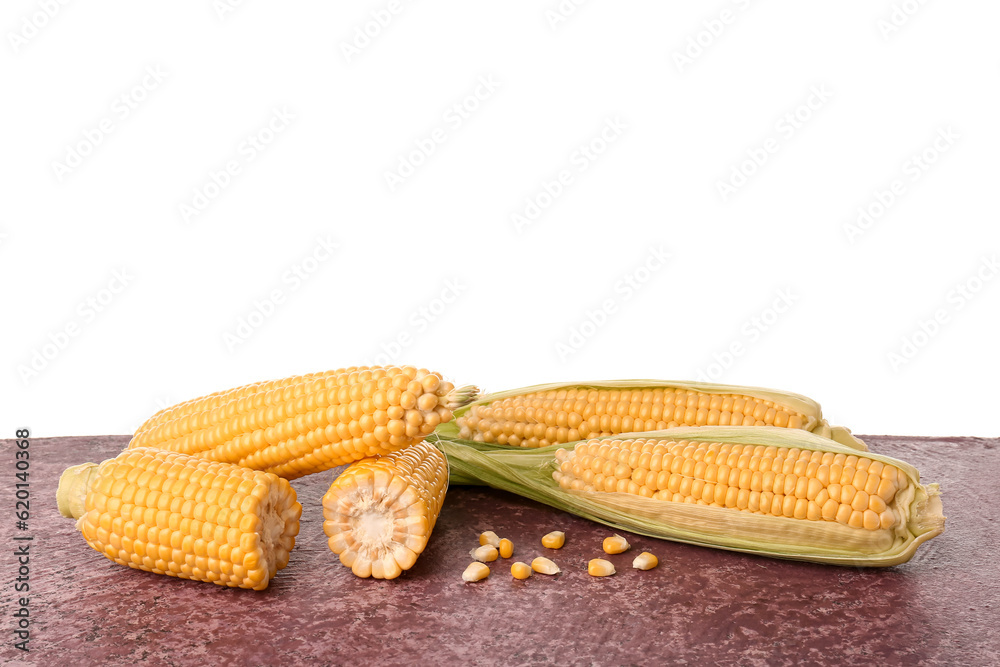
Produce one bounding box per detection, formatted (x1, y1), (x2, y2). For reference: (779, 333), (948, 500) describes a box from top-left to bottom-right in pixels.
(531, 557), (561, 575)
(511, 562), (532, 580)
(588, 558), (616, 577)
(479, 531), (501, 547)
(471, 545), (499, 562)
(602, 534), (630, 554)
(462, 562), (490, 582)
(498, 538), (513, 558)
(632, 552), (658, 570)
(541, 531), (566, 549)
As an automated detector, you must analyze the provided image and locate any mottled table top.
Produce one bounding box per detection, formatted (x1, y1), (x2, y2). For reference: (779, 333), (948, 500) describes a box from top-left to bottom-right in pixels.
(1, 435), (996, 667)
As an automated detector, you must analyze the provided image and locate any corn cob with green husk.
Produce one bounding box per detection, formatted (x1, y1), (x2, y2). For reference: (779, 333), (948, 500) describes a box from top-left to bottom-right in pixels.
(429, 426), (944, 566)
(446, 380), (865, 452)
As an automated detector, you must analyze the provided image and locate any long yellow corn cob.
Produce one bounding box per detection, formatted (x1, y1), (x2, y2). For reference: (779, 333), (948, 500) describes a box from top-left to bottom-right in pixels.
(129, 366), (474, 479)
(322, 440), (448, 579)
(56, 447), (301, 590)
(446, 380), (864, 451)
(430, 427), (944, 566)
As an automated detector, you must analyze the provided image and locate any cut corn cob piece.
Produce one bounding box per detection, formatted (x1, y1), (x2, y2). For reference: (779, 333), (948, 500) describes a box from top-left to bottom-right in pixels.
(633, 552), (658, 570)
(442, 380), (864, 451)
(498, 538), (513, 559)
(56, 447), (301, 590)
(603, 534), (630, 554)
(479, 530), (501, 547)
(588, 558), (616, 577)
(463, 562), (490, 582)
(130, 366), (474, 480)
(531, 557), (560, 575)
(322, 440), (448, 580)
(431, 426), (945, 567)
(511, 561), (532, 579)
(471, 545), (499, 562)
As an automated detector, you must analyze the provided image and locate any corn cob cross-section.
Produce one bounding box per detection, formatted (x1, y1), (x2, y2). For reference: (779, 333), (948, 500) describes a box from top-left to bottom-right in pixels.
(447, 380), (863, 451)
(56, 447), (301, 590)
(322, 440), (448, 579)
(129, 366), (474, 479)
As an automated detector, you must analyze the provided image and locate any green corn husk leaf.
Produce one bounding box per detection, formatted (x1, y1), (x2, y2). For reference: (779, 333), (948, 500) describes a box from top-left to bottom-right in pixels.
(439, 379), (867, 451)
(429, 426), (944, 567)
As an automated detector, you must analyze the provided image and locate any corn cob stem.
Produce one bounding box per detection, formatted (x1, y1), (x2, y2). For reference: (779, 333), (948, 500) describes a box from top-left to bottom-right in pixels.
(429, 427), (944, 567)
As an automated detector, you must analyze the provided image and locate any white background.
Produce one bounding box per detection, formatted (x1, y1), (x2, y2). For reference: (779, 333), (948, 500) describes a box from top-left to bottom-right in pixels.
(2, 1), (998, 438)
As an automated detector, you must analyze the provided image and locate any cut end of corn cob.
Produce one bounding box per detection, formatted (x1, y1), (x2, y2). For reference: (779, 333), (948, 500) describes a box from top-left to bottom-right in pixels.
(322, 440), (448, 579)
(588, 558), (616, 577)
(541, 531), (565, 549)
(130, 366), (462, 479)
(511, 561), (532, 579)
(632, 552), (658, 570)
(454, 381), (820, 448)
(602, 534), (630, 554)
(463, 562), (490, 582)
(58, 448), (301, 590)
(530, 556), (560, 575)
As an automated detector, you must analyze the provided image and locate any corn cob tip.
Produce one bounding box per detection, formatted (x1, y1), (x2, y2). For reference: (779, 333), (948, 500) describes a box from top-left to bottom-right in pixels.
(444, 385), (479, 410)
(56, 462), (100, 520)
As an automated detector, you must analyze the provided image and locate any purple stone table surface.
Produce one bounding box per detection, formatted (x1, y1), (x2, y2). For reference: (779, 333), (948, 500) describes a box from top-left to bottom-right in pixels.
(1, 435), (997, 666)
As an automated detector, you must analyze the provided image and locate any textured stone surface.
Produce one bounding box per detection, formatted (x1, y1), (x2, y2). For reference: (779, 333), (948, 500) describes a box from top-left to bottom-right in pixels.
(1, 435), (996, 666)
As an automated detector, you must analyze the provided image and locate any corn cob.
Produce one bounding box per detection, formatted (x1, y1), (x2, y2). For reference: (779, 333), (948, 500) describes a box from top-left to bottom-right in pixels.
(129, 366), (474, 479)
(56, 447), (301, 590)
(445, 380), (864, 451)
(430, 427), (944, 566)
(322, 440), (448, 579)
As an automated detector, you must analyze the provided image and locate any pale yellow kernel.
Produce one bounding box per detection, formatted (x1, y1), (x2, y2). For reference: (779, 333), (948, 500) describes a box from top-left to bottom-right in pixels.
(588, 558), (616, 577)
(632, 552), (658, 571)
(462, 562), (490, 582)
(471, 545), (499, 562)
(479, 531), (500, 548)
(531, 557), (560, 575)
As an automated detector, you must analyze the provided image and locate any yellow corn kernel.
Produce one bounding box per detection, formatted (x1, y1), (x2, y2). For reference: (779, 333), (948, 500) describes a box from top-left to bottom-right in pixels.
(479, 530), (501, 547)
(602, 534), (630, 554)
(472, 545), (499, 562)
(531, 557), (561, 575)
(57, 448), (301, 590)
(541, 531), (566, 549)
(588, 558), (616, 577)
(498, 538), (514, 559)
(322, 441), (448, 579)
(129, 366), (475, 479)
(462, 562), (490, 582)
(511, 561), (532, 580)
(632, 552), (658, 570)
